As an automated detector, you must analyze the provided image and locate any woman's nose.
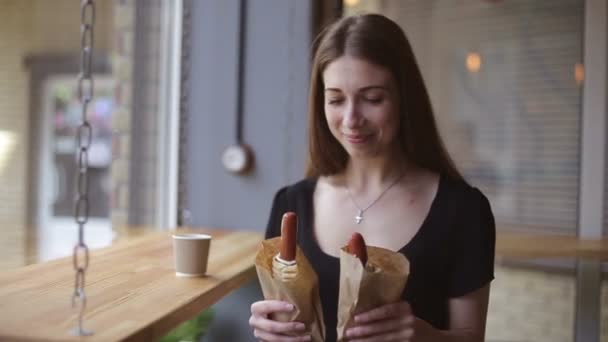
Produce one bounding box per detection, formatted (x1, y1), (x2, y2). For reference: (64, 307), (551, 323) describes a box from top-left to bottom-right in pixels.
(343, 102), (363, 128)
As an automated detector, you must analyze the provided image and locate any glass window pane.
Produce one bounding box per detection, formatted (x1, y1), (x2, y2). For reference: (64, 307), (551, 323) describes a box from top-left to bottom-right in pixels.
(343, 1), (585, 341)
(345, 0), (583, 235)
(0, 0), (168, 269)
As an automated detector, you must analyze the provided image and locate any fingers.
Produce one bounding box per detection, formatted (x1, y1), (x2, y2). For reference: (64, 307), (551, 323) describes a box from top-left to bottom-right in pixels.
(346, 302), (415, 342)
(250, 300), (310, 341)
(346, 316), (414, 339)
(354, 302), (412, 324)
(249, 314), (306, 335)
(348, 328), (415, 342)
(253, 329), (311, 342)
(251, 300), (294, 316)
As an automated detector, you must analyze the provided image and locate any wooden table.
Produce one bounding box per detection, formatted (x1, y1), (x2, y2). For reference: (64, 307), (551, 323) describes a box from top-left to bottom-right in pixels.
(496, 230), (608, 260)
(0, 228), (263, 341)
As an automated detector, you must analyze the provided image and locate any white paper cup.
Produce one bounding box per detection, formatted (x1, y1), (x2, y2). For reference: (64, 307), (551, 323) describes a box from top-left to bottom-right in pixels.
(172, 233), (212, 277)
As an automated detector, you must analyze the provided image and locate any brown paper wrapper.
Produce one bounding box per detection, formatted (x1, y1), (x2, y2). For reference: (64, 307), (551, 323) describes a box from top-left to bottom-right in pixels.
(336, 245), (409, 341)
(255, 237), (326, 341)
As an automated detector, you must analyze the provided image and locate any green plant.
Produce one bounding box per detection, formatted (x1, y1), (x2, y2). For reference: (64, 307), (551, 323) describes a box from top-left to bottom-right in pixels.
(160, 309), (214, 342)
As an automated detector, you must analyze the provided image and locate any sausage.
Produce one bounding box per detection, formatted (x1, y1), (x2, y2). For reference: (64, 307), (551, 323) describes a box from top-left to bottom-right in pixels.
(348, 232), (368, 266)
(279, 212), (297, 262)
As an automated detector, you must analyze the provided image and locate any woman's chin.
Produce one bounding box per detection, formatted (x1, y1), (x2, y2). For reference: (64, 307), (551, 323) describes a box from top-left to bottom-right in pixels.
(344, 145), (384, 159)
(342, 140), (399, 159)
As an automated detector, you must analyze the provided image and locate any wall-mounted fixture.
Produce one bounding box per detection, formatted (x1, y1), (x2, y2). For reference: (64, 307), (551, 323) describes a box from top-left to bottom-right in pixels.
(222, 0), (254, 175)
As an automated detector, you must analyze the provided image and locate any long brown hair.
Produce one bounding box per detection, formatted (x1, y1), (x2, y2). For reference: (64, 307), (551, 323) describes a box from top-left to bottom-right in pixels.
(305, 14), (462, 181)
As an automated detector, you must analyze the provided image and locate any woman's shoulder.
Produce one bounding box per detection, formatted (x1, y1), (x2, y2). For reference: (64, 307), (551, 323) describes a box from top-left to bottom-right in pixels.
(273, 177), (318, 202)
(287, 177), (318, 193)
(436, 175), (493, 225)
(266, 177), (318, 238)
(441, 175), (489, 203)
(439, 175), (494, 226)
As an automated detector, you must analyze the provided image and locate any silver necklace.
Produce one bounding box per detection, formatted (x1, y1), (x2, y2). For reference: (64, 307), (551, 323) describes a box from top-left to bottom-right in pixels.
(345, 172), (405, 224)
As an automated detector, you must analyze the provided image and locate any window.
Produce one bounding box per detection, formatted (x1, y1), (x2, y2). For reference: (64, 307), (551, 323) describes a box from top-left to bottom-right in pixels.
(345, 0), (584, 234)
(0, 0), (181, 268)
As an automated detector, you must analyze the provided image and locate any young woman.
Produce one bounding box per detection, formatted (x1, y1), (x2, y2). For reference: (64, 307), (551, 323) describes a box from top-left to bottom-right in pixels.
(249, 14), (495, 342)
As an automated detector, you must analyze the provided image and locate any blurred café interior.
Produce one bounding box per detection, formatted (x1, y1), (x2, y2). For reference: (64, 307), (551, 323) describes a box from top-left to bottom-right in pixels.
(0, 0), (606, 341)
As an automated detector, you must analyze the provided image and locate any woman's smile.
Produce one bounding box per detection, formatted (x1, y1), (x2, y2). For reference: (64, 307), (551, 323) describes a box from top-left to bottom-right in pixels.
(342, 131), (374, 145)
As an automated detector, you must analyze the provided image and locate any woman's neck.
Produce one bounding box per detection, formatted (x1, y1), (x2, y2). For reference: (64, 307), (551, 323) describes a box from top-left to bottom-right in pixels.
(344, 154), (410, 192)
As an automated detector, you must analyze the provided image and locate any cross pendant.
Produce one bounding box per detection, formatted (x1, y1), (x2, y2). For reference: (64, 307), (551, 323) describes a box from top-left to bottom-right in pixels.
(355, 210), (364, 224)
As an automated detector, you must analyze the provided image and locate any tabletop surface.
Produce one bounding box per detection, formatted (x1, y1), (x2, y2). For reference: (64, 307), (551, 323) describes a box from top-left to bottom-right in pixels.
(0, 228), (263, 342)
(496, 230), (608, 260)
(1, 226), (606, 341)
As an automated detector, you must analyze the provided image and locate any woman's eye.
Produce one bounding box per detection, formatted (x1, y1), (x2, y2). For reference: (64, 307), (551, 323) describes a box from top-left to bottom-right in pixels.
(327, 98), (344, 105)
(365, 97), (383, 104)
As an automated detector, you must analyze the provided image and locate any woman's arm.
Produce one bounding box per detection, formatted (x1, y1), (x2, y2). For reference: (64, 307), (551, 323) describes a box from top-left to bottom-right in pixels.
(416, 284), (490, 342)
(346, 284), (490, 342)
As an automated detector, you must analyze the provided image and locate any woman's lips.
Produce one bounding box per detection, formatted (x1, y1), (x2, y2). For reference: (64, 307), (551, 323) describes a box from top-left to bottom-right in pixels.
(343, 132), (373, 144)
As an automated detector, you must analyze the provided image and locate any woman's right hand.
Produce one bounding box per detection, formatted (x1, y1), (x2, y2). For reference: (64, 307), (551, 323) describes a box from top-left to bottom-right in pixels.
(249, 300), (311, 341)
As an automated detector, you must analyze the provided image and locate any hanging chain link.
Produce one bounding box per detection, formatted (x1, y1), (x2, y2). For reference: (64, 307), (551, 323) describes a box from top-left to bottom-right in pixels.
(178, 0), (193, 227)
(71, 0), (95, 336)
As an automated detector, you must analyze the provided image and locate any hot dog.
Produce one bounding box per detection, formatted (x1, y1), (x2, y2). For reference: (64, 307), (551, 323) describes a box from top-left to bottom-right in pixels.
(279, 212), (297, 262)
(272, 212), (298, 281)
(348, 232), (368, 266)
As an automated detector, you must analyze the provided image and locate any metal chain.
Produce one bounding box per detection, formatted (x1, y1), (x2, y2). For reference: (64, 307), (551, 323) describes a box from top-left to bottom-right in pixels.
(178, 0), (193, 226)
(71, 0), (95, 336)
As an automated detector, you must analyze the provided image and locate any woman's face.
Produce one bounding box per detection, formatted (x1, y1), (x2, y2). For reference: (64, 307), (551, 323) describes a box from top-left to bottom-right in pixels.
(322, 55), (400, 159)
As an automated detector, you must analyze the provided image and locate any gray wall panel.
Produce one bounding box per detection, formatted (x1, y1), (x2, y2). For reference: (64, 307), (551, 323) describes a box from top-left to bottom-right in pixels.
(186, 0), (312, 340)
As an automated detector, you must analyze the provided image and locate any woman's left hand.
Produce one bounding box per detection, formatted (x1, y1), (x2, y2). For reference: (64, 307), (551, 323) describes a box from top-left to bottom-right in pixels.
(345, 301), (417, 342)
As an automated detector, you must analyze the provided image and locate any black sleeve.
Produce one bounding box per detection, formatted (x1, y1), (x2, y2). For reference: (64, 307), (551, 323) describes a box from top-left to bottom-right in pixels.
(265, 186), (289, 239)
(448, 188), (496, 297)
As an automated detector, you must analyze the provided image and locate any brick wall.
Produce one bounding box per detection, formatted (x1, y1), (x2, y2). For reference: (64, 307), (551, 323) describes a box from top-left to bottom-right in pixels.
(128, 0), (162, 227)
(110, 0), (162, 228)
(0, 0), (30, 270)
(110, 0), (135, 227)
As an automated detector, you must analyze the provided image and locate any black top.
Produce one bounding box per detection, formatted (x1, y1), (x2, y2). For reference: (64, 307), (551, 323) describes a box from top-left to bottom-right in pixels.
(265, 175), (495, 342)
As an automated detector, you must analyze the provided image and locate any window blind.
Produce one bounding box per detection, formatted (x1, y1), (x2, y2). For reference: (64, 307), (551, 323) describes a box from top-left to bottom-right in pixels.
(346, 0), (584, 234)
